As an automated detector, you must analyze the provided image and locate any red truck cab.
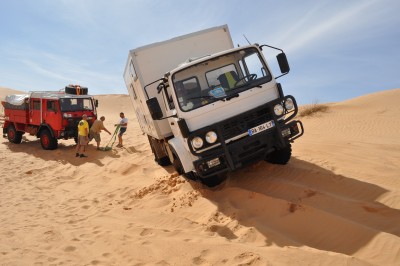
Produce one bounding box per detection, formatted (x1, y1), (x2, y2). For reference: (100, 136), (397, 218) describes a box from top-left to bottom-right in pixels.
(2, 85), (98, 150)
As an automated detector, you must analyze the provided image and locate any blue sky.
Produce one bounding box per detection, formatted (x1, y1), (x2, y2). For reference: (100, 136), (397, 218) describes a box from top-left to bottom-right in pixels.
(1, 0), (399, 104)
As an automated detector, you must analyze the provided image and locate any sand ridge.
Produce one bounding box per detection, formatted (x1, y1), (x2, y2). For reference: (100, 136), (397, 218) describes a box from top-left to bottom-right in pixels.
(0, 87), (399, 265)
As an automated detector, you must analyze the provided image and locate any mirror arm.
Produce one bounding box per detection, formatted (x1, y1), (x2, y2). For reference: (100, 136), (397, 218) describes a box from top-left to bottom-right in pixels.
(260, 44), (284, 53)
(144, 78), (163, 99)
(275, 72), (289, 79)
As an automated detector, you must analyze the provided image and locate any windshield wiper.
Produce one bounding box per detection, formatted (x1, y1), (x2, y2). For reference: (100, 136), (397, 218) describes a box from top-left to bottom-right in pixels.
(187, 91), (241, 103)
(225, 93), (239, 101)
(187, 95), (214, 101)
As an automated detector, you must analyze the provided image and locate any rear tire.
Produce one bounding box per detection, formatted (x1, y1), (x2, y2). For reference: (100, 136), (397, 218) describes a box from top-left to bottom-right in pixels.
(7, 125), (22, 144)
(265, 144), (292, 165)
(40, 129), (58, 150)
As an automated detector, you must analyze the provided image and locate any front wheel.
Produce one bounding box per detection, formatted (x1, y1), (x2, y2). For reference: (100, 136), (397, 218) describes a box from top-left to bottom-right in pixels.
(172, 151), (198, 182)
(199, 174), (227, 188)
(7, 125), (23, 144)
(265, 144), (292, 165)
(40, 129), (58, 150)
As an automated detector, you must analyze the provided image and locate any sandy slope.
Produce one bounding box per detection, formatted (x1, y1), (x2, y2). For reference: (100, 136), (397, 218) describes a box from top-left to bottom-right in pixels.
(0, 87), (399, 266)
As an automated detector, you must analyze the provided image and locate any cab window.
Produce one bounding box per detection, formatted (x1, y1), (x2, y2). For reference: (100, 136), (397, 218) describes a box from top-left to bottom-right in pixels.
(33, 100), (40, 110)
(47, 101), (57, 112)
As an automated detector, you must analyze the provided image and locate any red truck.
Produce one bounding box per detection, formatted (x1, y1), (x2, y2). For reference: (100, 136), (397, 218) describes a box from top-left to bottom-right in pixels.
(1, 85), (98, 150)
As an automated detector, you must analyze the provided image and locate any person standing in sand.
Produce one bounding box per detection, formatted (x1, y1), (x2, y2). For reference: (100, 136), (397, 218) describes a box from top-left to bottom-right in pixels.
(89, 116), (111, 150)
(75, 114), (89, 158)
(115, 112), (128, 148)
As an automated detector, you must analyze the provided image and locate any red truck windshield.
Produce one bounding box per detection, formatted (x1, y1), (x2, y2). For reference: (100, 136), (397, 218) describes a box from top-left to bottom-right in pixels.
(59, 98), (94, 112)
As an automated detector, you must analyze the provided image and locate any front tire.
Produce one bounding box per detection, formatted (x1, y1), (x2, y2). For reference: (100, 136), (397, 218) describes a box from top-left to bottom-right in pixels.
(199, 174), (227, 188)
(7, 125), (22, 144)
(172, 151), (226, 187)
(172, 151), (198, 182)
(265, 144), (292, 165)
(40, 129), (58, 150)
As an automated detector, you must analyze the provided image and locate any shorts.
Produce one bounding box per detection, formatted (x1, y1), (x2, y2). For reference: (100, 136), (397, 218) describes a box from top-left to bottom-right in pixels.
(78, 135), (88, 145)
(119, 127), (127, 136)
(89, 131), (101, 143)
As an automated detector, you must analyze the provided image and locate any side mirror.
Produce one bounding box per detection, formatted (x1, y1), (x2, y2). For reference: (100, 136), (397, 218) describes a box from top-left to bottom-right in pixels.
(95, 99), (99, 108)
(277, 52), (290, 74)
(146, 97), (163, 120)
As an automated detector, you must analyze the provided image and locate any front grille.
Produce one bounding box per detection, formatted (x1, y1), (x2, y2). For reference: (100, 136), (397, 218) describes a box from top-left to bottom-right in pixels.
(64, 118), (80, 128)
(221, 107), (272, 140)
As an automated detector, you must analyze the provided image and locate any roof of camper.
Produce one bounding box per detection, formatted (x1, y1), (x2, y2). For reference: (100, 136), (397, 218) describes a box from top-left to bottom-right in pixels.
(128, 24), (230, 54)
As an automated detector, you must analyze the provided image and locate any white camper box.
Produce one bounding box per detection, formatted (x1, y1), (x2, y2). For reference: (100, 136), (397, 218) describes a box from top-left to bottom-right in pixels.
(123, 25), (234, 139)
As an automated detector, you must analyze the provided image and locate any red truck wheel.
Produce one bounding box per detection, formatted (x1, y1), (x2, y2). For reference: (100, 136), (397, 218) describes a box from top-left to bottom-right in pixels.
(40, 129), (58, 150)
(7, 125), (22, 144)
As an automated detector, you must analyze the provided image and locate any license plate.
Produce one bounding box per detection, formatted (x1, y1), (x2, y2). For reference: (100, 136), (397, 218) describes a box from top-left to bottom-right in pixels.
(248, 120), (275, 136)
(207, 158), (221, 168)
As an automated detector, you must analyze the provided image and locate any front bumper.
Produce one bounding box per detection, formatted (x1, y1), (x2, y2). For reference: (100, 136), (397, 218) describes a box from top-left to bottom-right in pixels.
(189, 96), (304, 178)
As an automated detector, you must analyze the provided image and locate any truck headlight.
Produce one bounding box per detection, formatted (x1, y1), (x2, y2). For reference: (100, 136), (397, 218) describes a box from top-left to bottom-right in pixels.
(285, 98), (294, 111)
(205, 131), (217, 144)
(274, 104), (284, 116)
(191, 137), (204, 149)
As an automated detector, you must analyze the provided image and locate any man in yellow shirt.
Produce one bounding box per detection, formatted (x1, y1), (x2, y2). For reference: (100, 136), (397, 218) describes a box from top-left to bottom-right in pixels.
(75, 114), (89, 158)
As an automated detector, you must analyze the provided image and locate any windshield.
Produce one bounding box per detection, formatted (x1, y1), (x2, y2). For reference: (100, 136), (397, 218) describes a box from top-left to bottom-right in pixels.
(172, 47), (272, 112)
(60, 98), (94, 112)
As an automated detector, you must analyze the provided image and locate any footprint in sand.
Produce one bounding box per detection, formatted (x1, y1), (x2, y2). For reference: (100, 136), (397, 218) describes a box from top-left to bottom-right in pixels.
(207, 225), (238, 240)
(64, 246), (76, 252)
(192, 256), (206, 265)
(140, 228), (154, 236)
(4, 231), (15, 238)
(192, 249), (210, 265)
(234, 252), (261, 264)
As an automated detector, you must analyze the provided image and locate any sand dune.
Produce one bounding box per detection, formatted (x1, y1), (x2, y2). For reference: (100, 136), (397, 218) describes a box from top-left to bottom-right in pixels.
(0, 87), (399, 265)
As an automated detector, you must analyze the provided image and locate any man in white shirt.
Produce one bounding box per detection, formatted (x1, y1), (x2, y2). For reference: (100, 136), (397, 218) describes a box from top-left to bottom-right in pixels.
(116, 112), (128, 148)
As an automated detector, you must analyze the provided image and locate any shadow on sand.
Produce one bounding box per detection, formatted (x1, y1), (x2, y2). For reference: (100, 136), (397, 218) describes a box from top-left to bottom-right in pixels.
(3, 137), (121, 166)
(193, 157), (400, 256)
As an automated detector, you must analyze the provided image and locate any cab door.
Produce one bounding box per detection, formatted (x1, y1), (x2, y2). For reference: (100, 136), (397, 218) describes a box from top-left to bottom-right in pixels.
(44, 100), (61, 130)
(29, 99), (42, 125)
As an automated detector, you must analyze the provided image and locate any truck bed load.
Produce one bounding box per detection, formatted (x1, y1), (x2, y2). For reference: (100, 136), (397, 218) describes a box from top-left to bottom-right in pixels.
(124, 25), (234, 139)
(2, 94), (29, 110)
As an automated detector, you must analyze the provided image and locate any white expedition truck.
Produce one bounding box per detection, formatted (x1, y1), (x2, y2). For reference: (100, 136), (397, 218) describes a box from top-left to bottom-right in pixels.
(123, 25), (303, 187)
